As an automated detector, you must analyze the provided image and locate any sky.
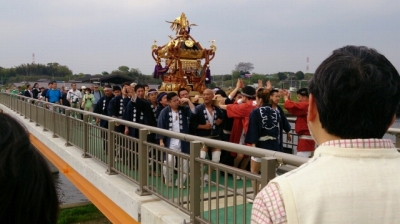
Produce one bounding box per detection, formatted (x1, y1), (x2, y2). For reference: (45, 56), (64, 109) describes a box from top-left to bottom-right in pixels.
(1, 0), (399, 76)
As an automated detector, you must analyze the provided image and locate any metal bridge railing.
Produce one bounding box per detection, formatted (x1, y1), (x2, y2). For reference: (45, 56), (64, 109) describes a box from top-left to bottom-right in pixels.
(3, 93), (397, 223)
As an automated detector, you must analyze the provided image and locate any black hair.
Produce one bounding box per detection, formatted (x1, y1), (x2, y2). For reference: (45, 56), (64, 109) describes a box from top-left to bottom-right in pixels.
(33, 83), (38, 88)
(241, 86), (256, 99)
(134, 84), (145, 92)
(309, 45), (400, 138)
(235, 91), (242, 98)
(215, 89), (228, 98)
(0, 114), (59, 223)
(270, 89), (279, 95)
(112, 86), (121, 91)
(178, 88), (188, 97)
(167, 92), (178, 101)
(26, 84), (30, 88)
(296, 88), (309, 97)
(48, 82), (53, 85)
(256, 88), (271, 106)
(104, 84), (111, 89)
(122, 82), (130, 87)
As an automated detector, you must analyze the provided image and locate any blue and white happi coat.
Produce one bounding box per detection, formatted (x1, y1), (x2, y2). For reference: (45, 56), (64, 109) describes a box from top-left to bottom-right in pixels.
(156, 106), (194, 154)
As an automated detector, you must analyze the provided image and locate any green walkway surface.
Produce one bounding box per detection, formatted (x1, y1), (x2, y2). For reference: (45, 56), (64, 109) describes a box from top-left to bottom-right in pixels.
(61, 119), (254, 223)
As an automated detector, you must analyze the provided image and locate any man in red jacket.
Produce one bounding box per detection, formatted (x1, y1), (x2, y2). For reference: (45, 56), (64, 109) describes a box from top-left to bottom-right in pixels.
(219, 83), (258, 173)
(283, 88), (315, 157)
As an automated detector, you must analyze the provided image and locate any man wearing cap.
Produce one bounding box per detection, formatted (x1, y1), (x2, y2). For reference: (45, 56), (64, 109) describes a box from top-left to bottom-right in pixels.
(283, 88), (315, 157)
(156, 92), (168, 118)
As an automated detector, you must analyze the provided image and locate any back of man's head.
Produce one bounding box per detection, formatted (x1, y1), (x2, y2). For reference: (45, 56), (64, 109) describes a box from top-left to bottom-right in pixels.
(309, 45), (400, 139)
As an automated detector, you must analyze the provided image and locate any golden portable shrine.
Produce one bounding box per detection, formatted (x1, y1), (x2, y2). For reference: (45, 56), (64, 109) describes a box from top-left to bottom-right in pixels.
(151, 13), (216, 94)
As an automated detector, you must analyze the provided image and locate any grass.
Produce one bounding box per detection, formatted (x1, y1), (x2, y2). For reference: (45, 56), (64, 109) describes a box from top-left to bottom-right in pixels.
(58, 204), (109, 224)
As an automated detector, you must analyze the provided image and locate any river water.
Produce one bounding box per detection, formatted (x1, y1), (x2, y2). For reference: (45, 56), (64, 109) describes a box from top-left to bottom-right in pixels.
(54, 172), (89, 204)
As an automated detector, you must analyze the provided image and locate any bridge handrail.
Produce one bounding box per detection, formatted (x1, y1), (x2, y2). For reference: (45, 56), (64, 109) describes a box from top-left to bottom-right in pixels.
(0, 93), (309, 166)
(2, 92), (400, 224)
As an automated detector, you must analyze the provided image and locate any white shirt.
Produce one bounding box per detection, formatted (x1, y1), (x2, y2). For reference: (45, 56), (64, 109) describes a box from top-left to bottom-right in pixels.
(67, 89), (82, 103)
(169, 110), (181, 151)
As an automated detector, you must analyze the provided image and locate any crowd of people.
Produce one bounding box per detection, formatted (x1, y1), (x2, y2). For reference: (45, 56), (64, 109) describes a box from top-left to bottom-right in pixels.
(1, 76), (316, 194)
(1, 45), (400, 223)
(83, 79), (316, 193)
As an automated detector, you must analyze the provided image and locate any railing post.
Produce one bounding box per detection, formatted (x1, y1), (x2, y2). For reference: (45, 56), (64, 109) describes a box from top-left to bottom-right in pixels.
(190, 141), (202, 224)
(136, 128), (151, 196)
(82, 114), (90, 158)
(35, 101), (40, 126)
(20, 97), (24, 116)
(65, 110), (72, 146)
(29, 100), (33, 122)
(260, 157), (277, 188)
(52, 104), (58, 138)
(43, 102), (48, 132)
(106, 120), (117, 175)
(24, 98), (28, 118)
(396, 134), (400, 149)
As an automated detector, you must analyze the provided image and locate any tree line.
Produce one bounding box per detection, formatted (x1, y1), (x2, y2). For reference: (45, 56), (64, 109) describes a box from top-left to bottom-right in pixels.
(0, 63), (162, 85)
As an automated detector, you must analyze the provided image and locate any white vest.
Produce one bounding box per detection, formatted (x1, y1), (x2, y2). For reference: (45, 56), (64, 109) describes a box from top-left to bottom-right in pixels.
(272, 145), (400, 224)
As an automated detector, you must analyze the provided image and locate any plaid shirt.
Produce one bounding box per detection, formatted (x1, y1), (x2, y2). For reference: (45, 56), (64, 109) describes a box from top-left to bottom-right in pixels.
(251, 138), (395, 224)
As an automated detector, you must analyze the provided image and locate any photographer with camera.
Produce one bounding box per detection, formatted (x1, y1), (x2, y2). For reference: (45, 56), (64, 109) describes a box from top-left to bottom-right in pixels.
(67, 83), (82, 118)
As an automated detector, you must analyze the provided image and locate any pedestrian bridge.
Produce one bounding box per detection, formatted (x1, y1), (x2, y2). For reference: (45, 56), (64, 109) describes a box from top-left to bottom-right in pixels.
(1, 93), (399, 224)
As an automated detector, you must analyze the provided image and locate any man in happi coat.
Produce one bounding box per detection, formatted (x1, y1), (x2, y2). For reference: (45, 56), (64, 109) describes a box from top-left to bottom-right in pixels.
(122, 84), (156, 170)
(192, 89), (224, 185)
(156, 92), (196, 188)
(93, 85), (114, 154)
(93, 85), (114, 128)
(107, 86), (124, 133)
(155, 92), (168, 118)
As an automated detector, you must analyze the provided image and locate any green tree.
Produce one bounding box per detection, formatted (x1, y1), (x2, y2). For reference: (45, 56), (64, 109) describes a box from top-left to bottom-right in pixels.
(118, 66), (130, 73)
(295, 71), (305, 80)
(234, 62), (254, 73)
(277, 72), (287, 81)
(231, 70), (240, 80)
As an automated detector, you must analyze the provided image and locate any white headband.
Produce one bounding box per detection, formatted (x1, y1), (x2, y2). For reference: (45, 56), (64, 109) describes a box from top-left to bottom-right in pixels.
(147, 90), (158, 95)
